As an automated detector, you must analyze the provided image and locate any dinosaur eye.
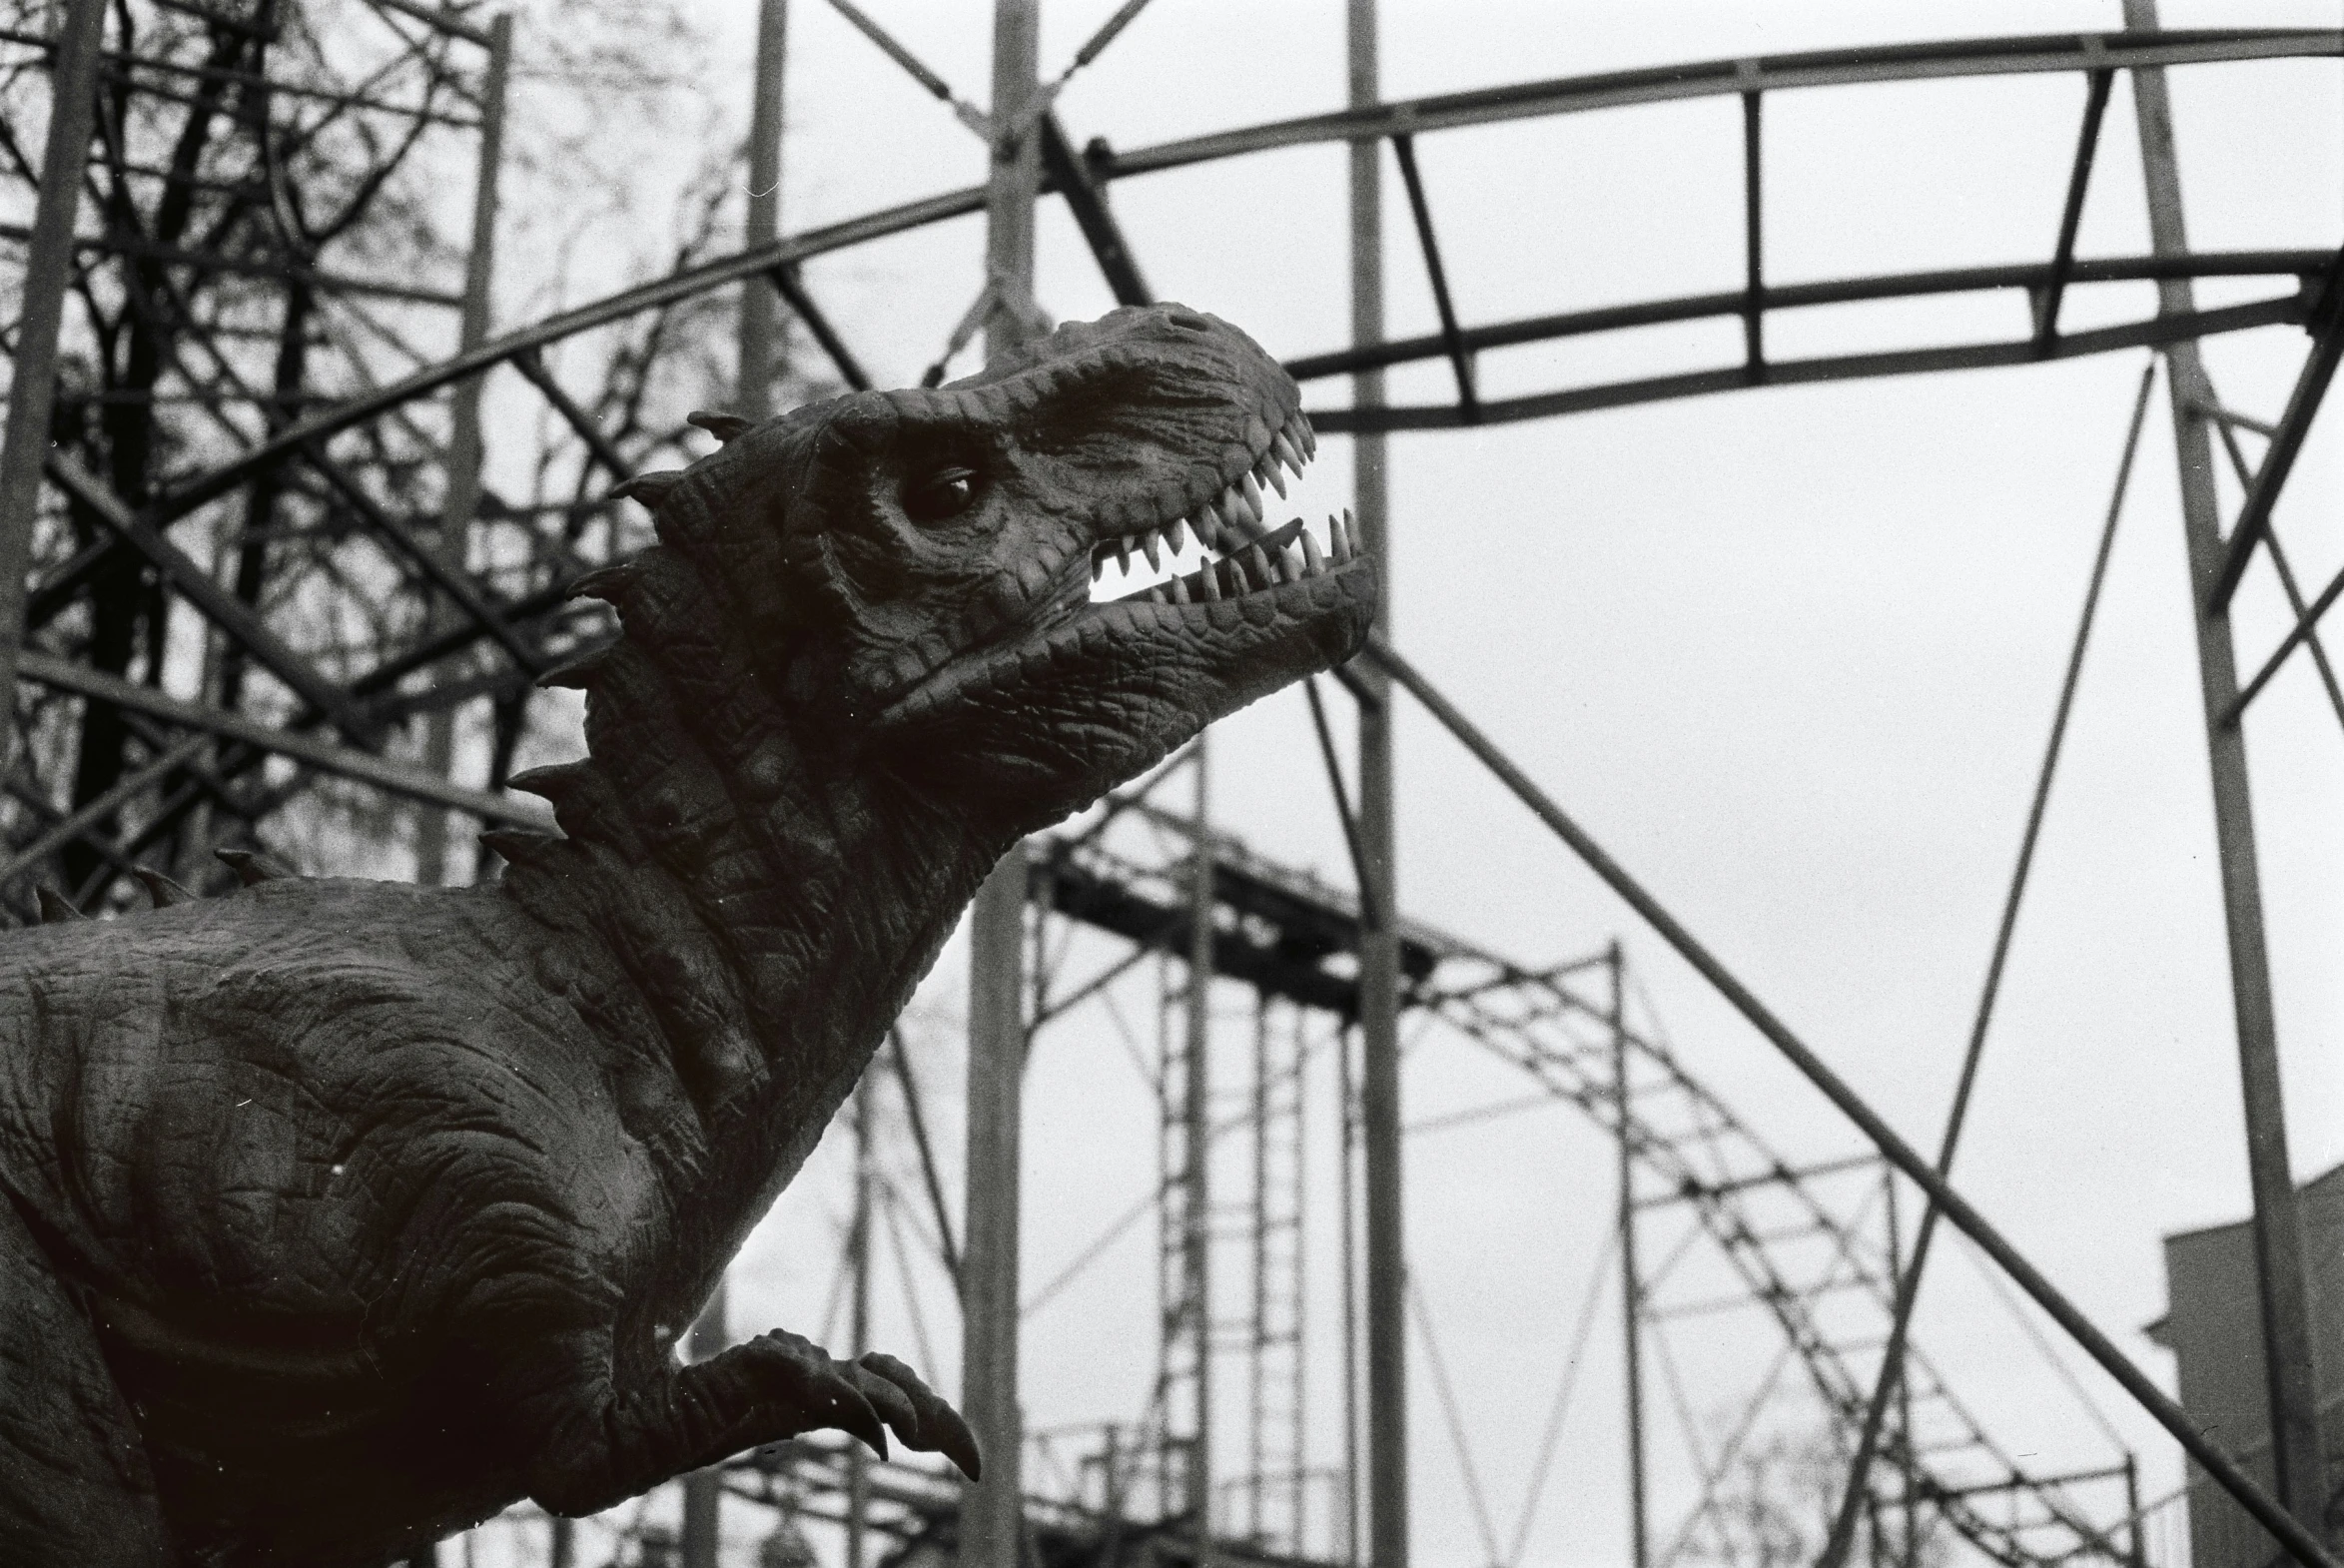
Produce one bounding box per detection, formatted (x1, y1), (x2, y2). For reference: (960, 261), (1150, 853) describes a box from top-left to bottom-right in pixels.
(904, 465), (980, 523)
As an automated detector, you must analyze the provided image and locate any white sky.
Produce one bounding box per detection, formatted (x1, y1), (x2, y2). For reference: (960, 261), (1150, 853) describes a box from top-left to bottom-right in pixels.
(470, 3), (2344, 1564)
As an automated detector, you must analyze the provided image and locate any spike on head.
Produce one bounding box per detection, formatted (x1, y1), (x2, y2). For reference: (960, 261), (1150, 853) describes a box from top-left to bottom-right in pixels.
(687, 410), (756, 443)
(216, 847), (295, 886)
(36, 886), (85, 923)
(133, 867), (195, 908)
(612, 470), (685, 510)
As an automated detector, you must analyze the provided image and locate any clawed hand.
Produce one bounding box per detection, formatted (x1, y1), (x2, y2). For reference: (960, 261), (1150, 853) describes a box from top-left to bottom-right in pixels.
(742, 1332), (982, 1481)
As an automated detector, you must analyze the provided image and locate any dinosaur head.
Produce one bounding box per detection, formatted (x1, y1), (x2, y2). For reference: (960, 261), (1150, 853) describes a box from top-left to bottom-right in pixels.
(641, 304), (1377, 833)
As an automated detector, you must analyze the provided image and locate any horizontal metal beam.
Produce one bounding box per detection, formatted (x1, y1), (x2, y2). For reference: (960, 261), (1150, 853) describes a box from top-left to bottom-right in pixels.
(1287, 251), (2325, 381)
(1308, 291), (2306, 433)
(1357, 630), (2341, 1568)
(1101, 29), (2340, 180)
(15, 653), (554, 830)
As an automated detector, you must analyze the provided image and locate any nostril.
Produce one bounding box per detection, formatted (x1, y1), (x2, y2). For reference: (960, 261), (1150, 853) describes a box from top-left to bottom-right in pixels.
(1164, 309), (1212, 334)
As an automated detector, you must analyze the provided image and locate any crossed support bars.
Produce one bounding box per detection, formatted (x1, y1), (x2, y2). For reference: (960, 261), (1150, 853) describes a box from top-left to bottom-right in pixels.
(1339, 626), (2339, 1568)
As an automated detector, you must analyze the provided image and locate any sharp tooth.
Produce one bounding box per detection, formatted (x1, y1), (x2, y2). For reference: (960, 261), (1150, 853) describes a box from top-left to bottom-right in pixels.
(1301, 528), (1325, 576)
(1296, 412), (1318, 459)
(1167, 516), (1186, 552)
(1198, 562), (1220, 600)
(1341, 506), (1358, 556)
(1168, 573), (1190, 605)
(1279, 543), (1303, 583)
(1328, 511), (1350, 563)
(1246, 542), (1270, 588)
(1240, 471), (1264, 519)
(1094, 552), (1106, 580)
(1260, 458), (1287, 500)
(1271, 432), (1303, 475)
(1220, 482), (1247, 528)
(1115, 536), (1132, 574)
(1195, 503), (1224, 549)
(1141, 528), (1162, 570)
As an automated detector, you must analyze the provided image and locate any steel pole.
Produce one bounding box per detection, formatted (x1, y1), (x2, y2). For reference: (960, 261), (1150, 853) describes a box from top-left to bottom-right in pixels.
(1186, 742), (1215, 1553)
(739, 0), (787, 419)
(0, 0), (107, 758)
(2122, 1), (2326, 1533)
(677, 16), (793, 1564)
(1346, 4), (1405, 1567)
(414, 12), (510, 888)
(961, 18), (1041, 1565)
(1613, 942), (1649, 1568)
(848, 1082), (873, 1568)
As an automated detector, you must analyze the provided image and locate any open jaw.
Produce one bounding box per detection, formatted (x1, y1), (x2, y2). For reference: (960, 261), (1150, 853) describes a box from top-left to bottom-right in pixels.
(879, 409), (1373, 727)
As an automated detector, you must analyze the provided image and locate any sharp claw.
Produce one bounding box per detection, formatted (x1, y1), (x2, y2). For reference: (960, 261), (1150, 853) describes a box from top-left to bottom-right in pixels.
(852, 1362), (922, 1441)
(937, 1405), (984, 1483)
(835, 1382), (890, 1461)
(858, 1351), (984, 1482)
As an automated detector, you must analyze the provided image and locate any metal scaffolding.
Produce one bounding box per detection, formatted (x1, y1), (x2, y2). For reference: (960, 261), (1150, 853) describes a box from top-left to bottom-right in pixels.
(3, 5), (2339, 1566)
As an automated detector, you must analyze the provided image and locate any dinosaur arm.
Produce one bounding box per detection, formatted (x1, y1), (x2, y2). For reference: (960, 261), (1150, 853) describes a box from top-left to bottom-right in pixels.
(512, 1326), (978, 1517)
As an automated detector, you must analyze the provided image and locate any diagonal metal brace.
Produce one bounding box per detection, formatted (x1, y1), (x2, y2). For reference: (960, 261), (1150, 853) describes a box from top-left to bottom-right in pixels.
(42, 453), (375, 743)
(1359, 629), (2342, 1568)
(1038, 116), (1152, 309)
(15, 652), (552, 830)
(2207, 248), (2344, 613)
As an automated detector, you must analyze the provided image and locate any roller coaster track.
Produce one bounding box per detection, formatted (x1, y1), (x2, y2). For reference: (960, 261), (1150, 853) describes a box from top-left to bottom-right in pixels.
(1021, 804), (2137, 1568)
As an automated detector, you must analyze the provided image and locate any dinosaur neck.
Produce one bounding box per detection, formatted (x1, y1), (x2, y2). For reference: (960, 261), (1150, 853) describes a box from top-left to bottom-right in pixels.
(493, 546), (1006, 1284)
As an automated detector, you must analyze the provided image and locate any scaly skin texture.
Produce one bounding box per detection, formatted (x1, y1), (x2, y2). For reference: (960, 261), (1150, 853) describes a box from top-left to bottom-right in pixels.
(0, 305), (1375, 1567)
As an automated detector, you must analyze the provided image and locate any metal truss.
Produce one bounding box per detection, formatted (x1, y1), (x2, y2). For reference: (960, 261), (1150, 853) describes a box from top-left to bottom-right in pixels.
(928, 781), (2143, 1568)
(4, 10), (2339, 1566)
(4, 20), (2335, 927)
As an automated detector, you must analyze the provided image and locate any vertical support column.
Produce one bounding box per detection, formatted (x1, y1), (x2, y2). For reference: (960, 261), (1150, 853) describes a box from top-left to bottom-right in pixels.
(2122, 1), (2326, 1535)
(676, 1282), (728, 1568)
(1613, 941), (1648, 1568)
(2126, 1454), (2147, 1568)
(1884, 1169), (1916, 1568)
(739, 0), (788, 420)
(1338, 1021), (1362, 1568)
(1347, 5), (1405, 1567)
(1186, 746), (1215, 1550)
(963, 10), (1041, 1566)
(962, 842), (1028, 1568)
(679, 14), (786, 1560)
(0, 0), (106, 751)
(414, 11), (511, 887)
(848, 1082), (874, 1568)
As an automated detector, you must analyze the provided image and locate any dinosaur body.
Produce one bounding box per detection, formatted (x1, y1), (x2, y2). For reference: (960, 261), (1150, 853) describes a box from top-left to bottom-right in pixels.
(0, 305), (1374, 1566)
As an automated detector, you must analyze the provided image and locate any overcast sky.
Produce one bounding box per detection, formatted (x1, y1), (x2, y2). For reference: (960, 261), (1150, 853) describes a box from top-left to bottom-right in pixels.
(471, 4), (2344, 1564)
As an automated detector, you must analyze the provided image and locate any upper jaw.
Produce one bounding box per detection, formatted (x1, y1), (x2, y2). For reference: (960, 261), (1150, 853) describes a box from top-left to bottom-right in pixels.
(1089, 405), (1318, 581)
(867, 406), (1341, 720)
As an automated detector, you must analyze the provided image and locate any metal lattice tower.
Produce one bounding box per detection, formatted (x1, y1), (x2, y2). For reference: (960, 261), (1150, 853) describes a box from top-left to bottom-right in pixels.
(1241, 991), (1308, 1554)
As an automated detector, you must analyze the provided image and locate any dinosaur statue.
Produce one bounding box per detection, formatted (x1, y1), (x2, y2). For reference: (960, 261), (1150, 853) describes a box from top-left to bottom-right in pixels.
(0, 304), (1375, 1567)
